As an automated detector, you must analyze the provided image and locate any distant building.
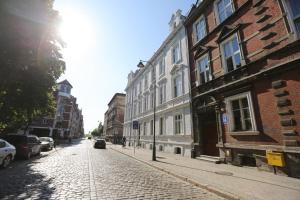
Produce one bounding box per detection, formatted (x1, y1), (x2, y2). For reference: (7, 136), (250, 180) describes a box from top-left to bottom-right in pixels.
(123, 10), (193, 157)
(185, 0), (300, 176)
(103, 93), (125, 144)
(30, 80), (84, 139)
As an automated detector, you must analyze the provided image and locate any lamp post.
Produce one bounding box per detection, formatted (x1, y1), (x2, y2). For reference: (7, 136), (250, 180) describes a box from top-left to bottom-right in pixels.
(137, 60), (156, 161)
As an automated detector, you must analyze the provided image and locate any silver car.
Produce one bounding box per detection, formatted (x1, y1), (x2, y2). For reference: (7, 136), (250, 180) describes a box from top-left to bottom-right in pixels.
(0, 139), (16, 168)
(39, 137), (55, 151)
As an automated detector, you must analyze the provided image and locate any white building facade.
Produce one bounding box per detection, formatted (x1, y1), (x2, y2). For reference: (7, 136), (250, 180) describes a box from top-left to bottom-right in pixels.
(123, 10), (193, 157)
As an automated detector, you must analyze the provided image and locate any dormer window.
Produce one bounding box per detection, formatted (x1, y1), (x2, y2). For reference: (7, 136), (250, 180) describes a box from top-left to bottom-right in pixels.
(194, 17), (206, 42)
(221, 34), (242, 72)
(216, 0), (234, 24)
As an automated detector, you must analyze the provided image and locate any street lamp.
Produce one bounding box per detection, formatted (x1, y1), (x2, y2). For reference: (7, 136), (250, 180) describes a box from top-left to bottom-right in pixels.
(137, 60), (156, 161)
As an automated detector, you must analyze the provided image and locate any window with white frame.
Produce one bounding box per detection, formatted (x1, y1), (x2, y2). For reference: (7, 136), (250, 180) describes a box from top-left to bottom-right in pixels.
(194, 17), (206, 42)
(226, 92), (256, 132)
(216, 0), (234, 23)
(134, 86), (137, 97)
(222, 34), (242, 72)
(150, 120), (154, 135)
(158, 82), (166, 104)
(197, 55), (211, 84)
(173, 75), (182, 98)
(144, 73), (148, 89)
(172, 43), (181, 64)
(151, 67), (155, 81)
(139, 81), (142, 94)
(159, 58), (165, 76)
(150, 92), (154, 109)
(174, 114), (183, 134)
(143, 94), (148, 112)
(285, 0), (300, 35)
(143, 122), (147, 135)
(159, 117), (165, 135)
(138, 100), (142, 114)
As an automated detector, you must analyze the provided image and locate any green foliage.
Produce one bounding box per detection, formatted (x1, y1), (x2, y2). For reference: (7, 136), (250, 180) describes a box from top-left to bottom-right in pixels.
(91, 122), (104, 137)
(0, 0), (65, 134)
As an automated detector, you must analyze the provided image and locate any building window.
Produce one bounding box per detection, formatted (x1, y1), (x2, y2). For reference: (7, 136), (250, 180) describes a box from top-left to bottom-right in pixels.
(159, 58), (165, 76)
(150, 92), (154, 109)
(150, 120), (154, 135)
(159, 145), (164, 152)
(226, 92), (256, 132)
(159, 117), (164, 135)
(197, 55), (211, 84)
(144, 74), (148, 89)
(174, 114), (183, 134)
(172, 43), (181, 64)
(194, 17), (206, 42)
(138, 100), (142, 114)
(174, 147), (182, 155)
(139, 81), (142, 94)
(173, 75), (182, 98)
(285, 0), (300, 36)
(158, 83), (166, 104)
(143, 122), (147, 135)
(222, 34), (242, 72)
(216, 0), (234, 23)
(143, 94), (148, 112)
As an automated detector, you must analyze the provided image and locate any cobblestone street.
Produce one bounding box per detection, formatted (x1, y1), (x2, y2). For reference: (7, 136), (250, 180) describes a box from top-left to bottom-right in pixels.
(0, 139), (224, 200)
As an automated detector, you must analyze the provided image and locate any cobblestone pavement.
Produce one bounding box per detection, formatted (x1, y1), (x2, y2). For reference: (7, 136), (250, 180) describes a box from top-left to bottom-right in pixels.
(0, 140), (224, 200)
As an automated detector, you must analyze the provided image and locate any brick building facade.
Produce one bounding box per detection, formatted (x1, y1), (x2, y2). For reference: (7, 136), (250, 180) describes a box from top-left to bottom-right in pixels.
(30, 80), (84, 139)
(185, 0), (300, 177)
(103, 93), (125, 144)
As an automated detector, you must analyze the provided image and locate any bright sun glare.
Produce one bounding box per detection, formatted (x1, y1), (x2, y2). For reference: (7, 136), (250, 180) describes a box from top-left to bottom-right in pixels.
(59, 9), (94, 56)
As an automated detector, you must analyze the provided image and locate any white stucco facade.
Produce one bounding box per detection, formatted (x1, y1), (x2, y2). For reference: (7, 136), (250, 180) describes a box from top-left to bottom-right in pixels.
(123, 10), (193, 157)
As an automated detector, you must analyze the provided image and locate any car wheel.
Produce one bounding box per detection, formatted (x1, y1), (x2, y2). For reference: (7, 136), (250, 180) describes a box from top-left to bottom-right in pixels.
(2, 155), (12, 168)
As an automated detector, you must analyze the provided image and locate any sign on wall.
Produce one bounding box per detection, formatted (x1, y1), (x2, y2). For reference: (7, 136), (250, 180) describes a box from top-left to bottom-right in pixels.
(222, 114), (228, 125)
(132, 121), (139, 129)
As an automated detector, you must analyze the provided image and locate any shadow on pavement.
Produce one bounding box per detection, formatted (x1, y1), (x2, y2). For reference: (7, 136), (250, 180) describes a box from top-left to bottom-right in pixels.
(0, 156), (55, 199)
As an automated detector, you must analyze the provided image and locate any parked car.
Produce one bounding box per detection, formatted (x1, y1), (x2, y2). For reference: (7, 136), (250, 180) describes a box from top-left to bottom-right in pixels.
(94, 139), (106, 149)
(4, 134), (42, 159)
(0, 139), (16, 168)
(87, 136), (92, 140)
(39, 137), (55, 151)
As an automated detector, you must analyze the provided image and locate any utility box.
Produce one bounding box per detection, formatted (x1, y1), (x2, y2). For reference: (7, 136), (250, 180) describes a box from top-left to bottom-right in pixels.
(266, 151), (285, 167)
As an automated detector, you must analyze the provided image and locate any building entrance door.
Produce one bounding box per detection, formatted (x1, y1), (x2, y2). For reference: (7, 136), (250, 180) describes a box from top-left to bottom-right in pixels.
(200, 111), (219, 156)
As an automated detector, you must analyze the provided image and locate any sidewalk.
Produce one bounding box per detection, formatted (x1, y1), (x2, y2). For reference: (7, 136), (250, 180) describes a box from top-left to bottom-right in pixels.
(109, 144), (300, 200)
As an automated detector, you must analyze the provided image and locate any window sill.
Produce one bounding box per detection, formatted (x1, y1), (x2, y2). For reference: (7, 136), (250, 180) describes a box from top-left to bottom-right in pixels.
(228, 131), (260, 136)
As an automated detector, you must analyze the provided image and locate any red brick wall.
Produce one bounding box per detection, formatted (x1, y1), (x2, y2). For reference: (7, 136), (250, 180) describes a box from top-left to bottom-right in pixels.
(186, 0), (300, 146)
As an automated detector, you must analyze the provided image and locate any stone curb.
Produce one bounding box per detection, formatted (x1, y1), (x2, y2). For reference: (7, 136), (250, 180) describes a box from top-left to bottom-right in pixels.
(110, 147), (241, 200)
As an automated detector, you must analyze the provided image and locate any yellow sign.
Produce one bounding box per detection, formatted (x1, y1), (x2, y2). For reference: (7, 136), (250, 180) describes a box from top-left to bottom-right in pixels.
(266, 151), (285, 167)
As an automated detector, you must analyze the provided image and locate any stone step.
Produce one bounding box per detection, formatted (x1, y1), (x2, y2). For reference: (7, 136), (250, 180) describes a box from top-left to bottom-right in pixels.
(196, 155), (221, 164)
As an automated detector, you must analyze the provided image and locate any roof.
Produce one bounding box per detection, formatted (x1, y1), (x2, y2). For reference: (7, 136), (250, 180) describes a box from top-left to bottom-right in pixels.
(108, 93), (126, 106)
(57, 79), (73, 88)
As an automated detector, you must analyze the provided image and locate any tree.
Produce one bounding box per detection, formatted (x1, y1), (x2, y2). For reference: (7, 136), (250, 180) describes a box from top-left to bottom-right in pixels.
(0, 0), (65, 134)
(98, 122), (104, 136)
(91, 122), (104, 137)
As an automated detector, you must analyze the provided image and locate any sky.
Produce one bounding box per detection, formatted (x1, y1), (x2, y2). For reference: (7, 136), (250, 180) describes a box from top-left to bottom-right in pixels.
(53, 0), (195, 133)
